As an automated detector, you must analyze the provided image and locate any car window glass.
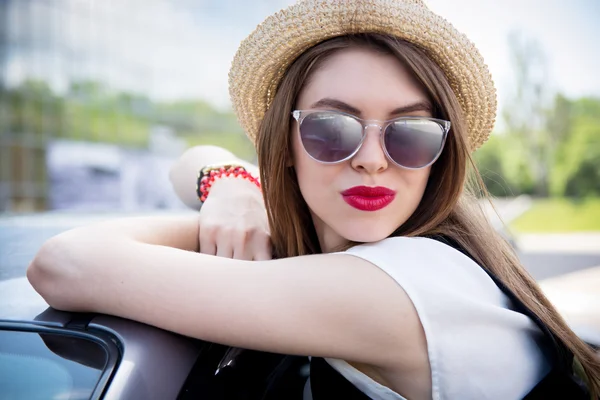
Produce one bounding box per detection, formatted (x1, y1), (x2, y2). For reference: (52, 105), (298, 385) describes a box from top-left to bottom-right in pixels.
(0, 329), (109, 400)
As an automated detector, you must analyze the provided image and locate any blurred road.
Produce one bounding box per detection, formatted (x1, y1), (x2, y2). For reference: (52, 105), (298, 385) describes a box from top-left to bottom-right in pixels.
(481, 196), (600, 278)
(519, 248), (600, 280)
(518, 233), (600, 280)
(0, 212), (192, 282)
(1, 210), (599, 283)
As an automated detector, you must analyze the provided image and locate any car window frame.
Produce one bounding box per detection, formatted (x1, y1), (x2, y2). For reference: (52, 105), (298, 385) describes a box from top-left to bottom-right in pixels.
(0, 321), (121, 400)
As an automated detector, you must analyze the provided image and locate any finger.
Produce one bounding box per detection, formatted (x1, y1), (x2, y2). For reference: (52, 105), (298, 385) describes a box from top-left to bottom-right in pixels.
(232, 245), (253, 261)
(215, 237), (234, 259)
(253, 251), (272, 261)
(198, 225), (217, 255)
(252, 236), (273, 261)
(232, 231), (253, 260)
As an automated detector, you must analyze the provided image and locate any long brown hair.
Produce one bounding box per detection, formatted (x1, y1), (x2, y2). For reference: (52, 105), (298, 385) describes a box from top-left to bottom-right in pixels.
(255, 33), (600, 395)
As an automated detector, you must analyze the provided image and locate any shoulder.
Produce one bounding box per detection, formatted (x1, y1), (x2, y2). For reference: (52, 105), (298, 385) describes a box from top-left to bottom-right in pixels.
(339, 236), (550, 398)
(346, 236), (467, 257)
(343, 236), (482, 279)
(343, 236), (512, 306)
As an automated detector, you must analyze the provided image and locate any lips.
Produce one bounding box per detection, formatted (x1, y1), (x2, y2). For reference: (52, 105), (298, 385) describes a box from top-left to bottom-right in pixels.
(341, 186), (396, 211)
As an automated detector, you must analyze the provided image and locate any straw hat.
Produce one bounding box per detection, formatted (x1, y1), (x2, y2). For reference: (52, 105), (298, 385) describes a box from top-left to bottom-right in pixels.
(228, 0), (497, 151)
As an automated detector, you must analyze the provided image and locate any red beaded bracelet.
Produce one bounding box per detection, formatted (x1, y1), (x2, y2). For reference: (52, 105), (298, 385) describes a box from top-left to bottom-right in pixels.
(196, 164), (261, 203)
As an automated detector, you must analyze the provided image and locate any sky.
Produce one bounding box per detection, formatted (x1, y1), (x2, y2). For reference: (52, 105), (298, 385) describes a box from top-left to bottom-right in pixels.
(161, 0), (600, 110)
(4, 0), (599, 124)
(424, 0), (600, 112)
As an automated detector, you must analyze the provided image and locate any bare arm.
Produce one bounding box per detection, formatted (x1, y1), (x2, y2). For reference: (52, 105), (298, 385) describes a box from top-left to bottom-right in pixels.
(169, 145), (271, 260)
(169, 145), (259, 210)
(27, 216), (424, 368)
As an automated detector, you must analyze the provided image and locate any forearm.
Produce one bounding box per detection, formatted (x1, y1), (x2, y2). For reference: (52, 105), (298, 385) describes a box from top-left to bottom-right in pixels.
(26, 220), (263, 344)
(27, 215), (200, 310)
(169, 145), (259, 210)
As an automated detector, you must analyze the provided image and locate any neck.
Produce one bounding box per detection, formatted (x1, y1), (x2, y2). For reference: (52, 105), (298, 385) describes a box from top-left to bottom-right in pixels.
(310, 211), (348, 253)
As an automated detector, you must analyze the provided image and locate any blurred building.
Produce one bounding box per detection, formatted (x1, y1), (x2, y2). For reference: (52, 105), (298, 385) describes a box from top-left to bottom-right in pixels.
(0, 0), (223, 212)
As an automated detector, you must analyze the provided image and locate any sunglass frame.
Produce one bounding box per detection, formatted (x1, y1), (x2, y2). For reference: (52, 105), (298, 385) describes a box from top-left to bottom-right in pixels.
(291, 109), (451, 170)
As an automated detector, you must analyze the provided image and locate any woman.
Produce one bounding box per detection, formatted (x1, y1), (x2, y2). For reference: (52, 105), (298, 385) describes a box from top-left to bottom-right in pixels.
(29, 0), (599, 399)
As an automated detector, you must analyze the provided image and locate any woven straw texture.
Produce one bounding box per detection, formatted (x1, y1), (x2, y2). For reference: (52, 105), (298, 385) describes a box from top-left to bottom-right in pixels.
(228, 0), (497, 151)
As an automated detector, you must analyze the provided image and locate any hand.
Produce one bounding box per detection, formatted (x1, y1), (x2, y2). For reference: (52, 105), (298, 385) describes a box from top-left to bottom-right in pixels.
(198, 176), (272, 260)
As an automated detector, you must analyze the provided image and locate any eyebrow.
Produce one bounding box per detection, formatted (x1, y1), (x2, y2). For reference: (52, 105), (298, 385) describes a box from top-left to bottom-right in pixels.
(308, 98), (433, 117)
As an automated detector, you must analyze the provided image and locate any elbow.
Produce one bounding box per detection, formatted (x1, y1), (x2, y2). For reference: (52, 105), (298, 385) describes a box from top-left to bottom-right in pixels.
(27, 234), (82, 311)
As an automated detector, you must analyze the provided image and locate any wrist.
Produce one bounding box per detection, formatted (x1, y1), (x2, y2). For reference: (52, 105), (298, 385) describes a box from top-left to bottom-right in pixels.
(197, 164), (261, 203)
(208, 176), (264, 204)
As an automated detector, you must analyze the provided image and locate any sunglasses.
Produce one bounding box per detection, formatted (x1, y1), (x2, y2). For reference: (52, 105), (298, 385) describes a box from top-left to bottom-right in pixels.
(291, 109), (451, 169)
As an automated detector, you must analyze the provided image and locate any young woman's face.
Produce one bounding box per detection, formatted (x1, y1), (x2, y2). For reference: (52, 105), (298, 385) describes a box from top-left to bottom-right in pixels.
(293, 47), (433, 252)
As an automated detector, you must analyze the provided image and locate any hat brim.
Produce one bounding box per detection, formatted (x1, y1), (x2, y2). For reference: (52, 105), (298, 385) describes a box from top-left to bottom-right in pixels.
(228, 0), (497, 152)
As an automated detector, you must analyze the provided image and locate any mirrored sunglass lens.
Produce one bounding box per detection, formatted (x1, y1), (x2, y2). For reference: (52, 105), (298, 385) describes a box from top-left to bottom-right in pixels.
(299, 113), (363, 162)
(384, 119), (445, 168)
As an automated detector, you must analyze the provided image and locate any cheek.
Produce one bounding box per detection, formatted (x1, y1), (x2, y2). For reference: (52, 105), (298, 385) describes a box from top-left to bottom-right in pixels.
(292, 134), (315, 194)
(401, 168), (431, 203)
(413, 168), (431, 191)
(387, 167), (430, 208)
(292, 136), (340, 203)
(292, 129), (318, 185)
(294, 150), (331, 194)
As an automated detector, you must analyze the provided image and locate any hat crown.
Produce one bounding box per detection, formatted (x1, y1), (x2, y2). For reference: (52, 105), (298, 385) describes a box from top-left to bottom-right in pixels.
(293, 0), (429, 18)
(229, 0), (497, 152)
(297, 0), (427, 6)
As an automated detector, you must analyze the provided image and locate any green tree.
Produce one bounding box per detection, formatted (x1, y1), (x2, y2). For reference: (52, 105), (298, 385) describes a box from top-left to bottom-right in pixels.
(550, 97), (600, 197)
(474, 132), (536, 197)
(1, 79), (255, 157)
(502, 31), (553, 196)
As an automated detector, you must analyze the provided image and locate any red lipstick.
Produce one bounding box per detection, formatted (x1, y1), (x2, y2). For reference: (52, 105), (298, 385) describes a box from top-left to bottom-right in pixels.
(341, 186), (396, 211)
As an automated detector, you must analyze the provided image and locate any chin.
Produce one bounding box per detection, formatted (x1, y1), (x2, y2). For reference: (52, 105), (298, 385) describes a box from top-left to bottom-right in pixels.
(340, 224), (397, 244)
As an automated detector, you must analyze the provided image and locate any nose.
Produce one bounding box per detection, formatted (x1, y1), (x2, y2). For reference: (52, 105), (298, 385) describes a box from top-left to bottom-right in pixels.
(350, 124), (389, 173)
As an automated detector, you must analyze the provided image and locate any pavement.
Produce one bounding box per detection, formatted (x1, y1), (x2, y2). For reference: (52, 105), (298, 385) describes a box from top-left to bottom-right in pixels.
(508, 223), (600, 343)
(515, 232), (600, 280)
(517, 232), (600, 254)
(540, 266), (600, 344)
(472, 197), (600, 340)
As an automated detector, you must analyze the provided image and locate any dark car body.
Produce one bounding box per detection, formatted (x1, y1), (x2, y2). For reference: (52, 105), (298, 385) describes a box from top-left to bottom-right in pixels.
(0, 276), (312, 400)
(0, 275), (205, 399)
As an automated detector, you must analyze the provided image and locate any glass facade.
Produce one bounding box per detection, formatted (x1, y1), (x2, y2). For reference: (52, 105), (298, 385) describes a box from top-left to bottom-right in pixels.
(0, 0), (253, 212)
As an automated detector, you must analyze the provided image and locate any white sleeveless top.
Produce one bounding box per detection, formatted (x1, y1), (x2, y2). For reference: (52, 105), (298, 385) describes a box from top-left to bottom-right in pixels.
(324, 237), (551, 400)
